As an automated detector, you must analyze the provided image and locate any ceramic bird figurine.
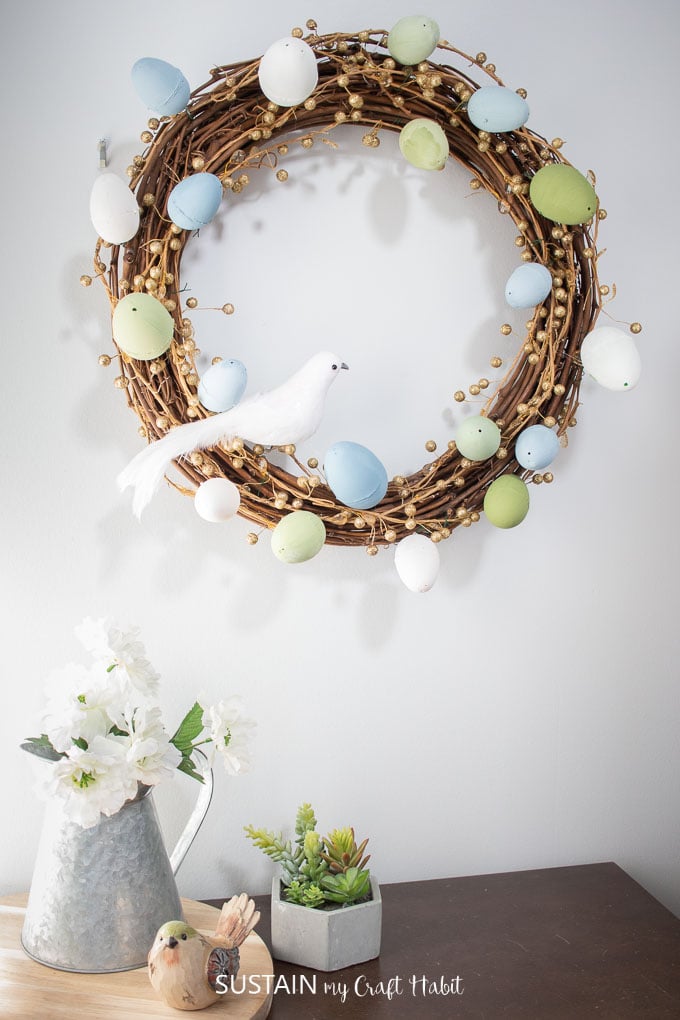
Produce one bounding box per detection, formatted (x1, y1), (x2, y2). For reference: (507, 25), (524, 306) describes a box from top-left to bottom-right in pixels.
(118, 351), (349, 518)
(147, 893), (260, 1011)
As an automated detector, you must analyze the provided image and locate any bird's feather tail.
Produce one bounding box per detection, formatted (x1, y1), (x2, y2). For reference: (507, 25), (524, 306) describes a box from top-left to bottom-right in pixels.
(117, 415), (235, 519)
(214, 893), (260, 949)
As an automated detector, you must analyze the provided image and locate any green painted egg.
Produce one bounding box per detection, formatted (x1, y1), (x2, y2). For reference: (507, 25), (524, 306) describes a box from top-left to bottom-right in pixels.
(529, 164), (598, 225)
(271, 511), (326, 563)
(112, 292), (174, 360)
(387, 15), (440, 66)
(399, 118), (449, 171)
(484, 475), (530, 529)
(455, 415), (501, 461)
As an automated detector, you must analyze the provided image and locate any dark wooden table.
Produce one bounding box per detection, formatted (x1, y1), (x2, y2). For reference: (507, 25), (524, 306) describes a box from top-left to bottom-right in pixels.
(211, 863), (680, 1019)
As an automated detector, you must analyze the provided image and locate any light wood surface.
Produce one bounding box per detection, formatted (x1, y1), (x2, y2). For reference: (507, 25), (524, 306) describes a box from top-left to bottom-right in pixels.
(0, 895), (273, 1020)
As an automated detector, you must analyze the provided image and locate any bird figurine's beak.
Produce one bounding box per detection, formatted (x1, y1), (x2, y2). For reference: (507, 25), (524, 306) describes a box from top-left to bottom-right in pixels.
(341, 362), (349, 370)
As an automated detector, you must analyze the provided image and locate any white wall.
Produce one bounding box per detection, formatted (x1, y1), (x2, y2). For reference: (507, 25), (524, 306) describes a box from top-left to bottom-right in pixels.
(2, 0), (679, 917)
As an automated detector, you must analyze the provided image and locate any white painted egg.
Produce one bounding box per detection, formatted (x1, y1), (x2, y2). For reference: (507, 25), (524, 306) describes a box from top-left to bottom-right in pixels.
(198, 360), (247, 413)
(394, 533), (440, 593)
(194, 478), (241, 522)
(324, 442), (388, 510)
(89, 173), (140, 245)
(580, 326), (641, 391)
(131, 57), (190, 116)
(515, 425), (560, 470)
(167, 173), (223, 231)
(467, 86), (530, 133)
(258, 38), (318, 107)
(505, 263), (553, 309)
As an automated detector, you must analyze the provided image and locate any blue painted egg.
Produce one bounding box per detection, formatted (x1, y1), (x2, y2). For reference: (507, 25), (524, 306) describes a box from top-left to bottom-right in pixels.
(167, 174), (223, 231)
(467, 86), (529, 133)
(505, 263), (553, 309)
(131, 58), (190, 116)
(515, 425), (560, 470)
(324, 442), (388, 510)
(198, 360), (247, 412)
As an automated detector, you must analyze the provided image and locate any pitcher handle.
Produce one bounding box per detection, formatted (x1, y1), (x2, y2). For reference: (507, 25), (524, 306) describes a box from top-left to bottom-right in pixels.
(169, 755), (214, 876)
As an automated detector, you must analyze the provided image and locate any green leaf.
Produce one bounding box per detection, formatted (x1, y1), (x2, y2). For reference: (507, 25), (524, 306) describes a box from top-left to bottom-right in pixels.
(20, 735), (65, 762)
(176, 755), (205, 783)
(171, 702), (205, 754)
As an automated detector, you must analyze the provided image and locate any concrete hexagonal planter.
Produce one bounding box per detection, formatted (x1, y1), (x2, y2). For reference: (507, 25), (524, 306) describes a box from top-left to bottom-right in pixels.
(270, 875), (382, 972)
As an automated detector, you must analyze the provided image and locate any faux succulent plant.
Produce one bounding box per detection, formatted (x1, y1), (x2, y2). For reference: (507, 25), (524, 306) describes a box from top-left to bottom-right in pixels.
(245, 803), (372, 909)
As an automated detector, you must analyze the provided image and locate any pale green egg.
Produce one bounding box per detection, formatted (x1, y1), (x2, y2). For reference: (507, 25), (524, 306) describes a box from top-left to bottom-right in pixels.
(529, 164), (598, 225)
(112, 292), (174, 360)
(388, 15), (440, 65)
(271, 511), (326, 563)
(455, 415), (501, 461)
(484, 475), (530, 529)
(399, 118), (449, 171)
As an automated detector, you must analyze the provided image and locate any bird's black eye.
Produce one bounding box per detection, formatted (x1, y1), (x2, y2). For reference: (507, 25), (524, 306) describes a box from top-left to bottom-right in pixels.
(181, 933), (187, 940)
(332, 363), (338, 370)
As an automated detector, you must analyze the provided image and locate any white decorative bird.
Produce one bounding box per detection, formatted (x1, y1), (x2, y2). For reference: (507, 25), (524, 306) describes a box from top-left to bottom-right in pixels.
(118, 351), (349, 518)
(147, 893), (260, 1011)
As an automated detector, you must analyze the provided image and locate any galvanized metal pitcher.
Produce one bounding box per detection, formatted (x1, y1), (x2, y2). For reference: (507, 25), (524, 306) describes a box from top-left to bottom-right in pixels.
(21, 774), (213, 973)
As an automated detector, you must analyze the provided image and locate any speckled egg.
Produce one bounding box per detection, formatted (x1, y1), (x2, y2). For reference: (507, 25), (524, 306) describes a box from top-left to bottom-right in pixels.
(194, 478), (241, 522)
(484, 475), (530, 528)
(112, 292), (174, 360)
(466, 86), (529, 133)
(258, 38), (318, 107)
(198, 360), (247, 413)
(580, 326), (641, 391)
(399, 118), (449, 170)
(529, 164), (598, 225)
(394, 533), (440, 593)
(505, 263), (553, 309)
(515, 425), (560, 470)
(131, 57), (190, 116)
(271, 511), (326, 563)
(324, 442), (388, 510)
(167, 174), (223, 231)
(455, 416), (501, 461)
(387, 16), (440, 66)
(89, 173), (140, 245)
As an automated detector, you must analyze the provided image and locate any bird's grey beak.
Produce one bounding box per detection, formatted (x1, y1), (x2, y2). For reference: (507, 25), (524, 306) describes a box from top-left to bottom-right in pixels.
(167, 936), (178, 949)
(341, 362), (349, 370)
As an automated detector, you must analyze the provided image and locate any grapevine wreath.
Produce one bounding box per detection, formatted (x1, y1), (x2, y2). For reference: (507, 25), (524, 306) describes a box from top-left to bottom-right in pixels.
(85, 17), (642, 591)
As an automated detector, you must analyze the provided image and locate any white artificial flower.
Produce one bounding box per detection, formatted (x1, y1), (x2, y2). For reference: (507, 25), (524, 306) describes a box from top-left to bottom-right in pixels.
(203, 697), (256, 776)
(42, 664), (116, 754)
(119, 704), (181, 786)
(75, 617), (160, 702)
(45, 735), (138, 829)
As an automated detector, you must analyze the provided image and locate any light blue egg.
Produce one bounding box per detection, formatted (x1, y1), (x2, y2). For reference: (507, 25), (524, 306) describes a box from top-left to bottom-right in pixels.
(515, 425), (560, 470)
(167, 173), (223, 230)
(198, 359), (247, 412)
(131, 58), (190, 116)
(505, 263), (553, 309)
(467, 86), (529, 133)
(324, 442), (388, 510)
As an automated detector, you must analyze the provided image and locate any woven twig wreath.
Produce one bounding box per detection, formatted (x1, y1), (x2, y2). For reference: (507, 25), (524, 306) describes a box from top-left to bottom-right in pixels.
(88, 21), (635, 563)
